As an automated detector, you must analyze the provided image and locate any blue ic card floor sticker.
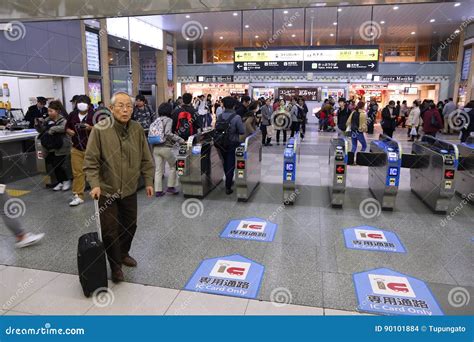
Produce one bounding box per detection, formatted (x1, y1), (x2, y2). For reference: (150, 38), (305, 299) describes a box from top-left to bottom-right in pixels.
(220, 217), (277, 242)
(343, 225), (406, 253)
(184, 254), (265, 299)
(353, 268), (443, 316)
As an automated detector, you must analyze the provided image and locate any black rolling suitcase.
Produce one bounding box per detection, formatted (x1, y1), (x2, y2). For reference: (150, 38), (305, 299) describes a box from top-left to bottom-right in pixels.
(77, 200), (108, 297)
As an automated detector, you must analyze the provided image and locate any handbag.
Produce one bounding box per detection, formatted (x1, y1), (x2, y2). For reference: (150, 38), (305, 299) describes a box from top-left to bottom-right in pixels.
(410, 127), (417, 136)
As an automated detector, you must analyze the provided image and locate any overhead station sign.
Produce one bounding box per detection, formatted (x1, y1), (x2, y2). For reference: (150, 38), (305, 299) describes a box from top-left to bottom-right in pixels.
(234, 46), (379, 72)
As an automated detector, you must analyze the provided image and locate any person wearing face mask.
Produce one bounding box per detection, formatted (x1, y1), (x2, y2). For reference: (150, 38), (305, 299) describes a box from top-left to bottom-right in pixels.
(381, 100), (398, 138)
(65, 95), (95, 206)
(36, 100), (72, 192)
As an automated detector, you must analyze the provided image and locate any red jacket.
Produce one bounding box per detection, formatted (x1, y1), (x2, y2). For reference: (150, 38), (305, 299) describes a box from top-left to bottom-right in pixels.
(422, 108), (442, 134)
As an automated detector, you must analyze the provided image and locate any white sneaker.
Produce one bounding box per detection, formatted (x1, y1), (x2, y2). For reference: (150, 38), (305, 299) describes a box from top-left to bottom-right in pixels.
(15, 233), (45, 248)
(69, 194), (84, 207)
(62, 180), (71, 191)
(53, 182), (63, 191)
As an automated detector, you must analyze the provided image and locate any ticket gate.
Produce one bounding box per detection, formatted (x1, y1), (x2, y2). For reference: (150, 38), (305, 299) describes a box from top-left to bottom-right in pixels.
(328, 137), (350, 207)
(235, 131), (262, 202)
(410, 135), (459, 213)
(365, 135), (402, 210)
(176, 130), (224, 198)
(456, 136), (474, 202)
(282, 137), (300, 204)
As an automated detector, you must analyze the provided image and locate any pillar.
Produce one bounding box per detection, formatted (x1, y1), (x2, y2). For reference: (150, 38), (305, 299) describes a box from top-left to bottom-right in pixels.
(99, 19), (111, 106)
(131, 42), (140, 96)
(155, 31), (168, 106)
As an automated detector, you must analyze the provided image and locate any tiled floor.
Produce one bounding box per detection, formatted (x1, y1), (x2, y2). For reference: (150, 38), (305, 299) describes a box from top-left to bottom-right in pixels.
(0, 122), (472, 315)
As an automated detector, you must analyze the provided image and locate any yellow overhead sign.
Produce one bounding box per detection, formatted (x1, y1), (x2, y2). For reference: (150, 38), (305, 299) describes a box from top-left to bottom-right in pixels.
(234, 48), (379, 62)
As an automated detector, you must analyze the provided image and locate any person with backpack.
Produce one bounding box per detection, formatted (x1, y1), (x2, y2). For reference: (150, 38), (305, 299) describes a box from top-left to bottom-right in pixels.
(346, 101), (368, 153)
(149, 103), (186, 197)
(132, 95), (156, 133)
(422, 101), (443, 137)
(36, 100), (72, 192)
(214, 96), (245, 195)
(336, 98), (350, 138)
(172, 92), (200, 139)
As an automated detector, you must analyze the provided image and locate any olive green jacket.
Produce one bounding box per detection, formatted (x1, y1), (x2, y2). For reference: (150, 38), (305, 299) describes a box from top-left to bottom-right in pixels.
(84, 117), (154, 199)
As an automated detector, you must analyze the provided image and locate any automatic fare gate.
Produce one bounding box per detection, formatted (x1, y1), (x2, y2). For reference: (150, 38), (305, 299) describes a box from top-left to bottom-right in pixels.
(235, 131), (262, 202)
(176, 130), (224, 198)
(329, 134), (402, 209)
(456, 136), (474, 202)
(409, 135), (458, 213)
(283, 137), (300, 204)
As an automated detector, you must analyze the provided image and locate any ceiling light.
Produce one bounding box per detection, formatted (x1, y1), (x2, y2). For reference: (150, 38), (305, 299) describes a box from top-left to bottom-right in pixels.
(204, 26), (208, 30)
(380, 21), (385, 24)
(411, 31), (415, 35)
(430, 19), (435, 23)
(122, 46), (126, 49)
(338, 8), (342, 12)
(233, 12), (238, 16)
(244, 24), (249, 28)
(333, 22), (337, 25)
(454, 29), (460, 33)
(288, 23), (293, 27)
(330, 33), (334, 37)
(393, 6), (399, 10)
(255, 35), (259, 38)
(185, 15), (190, 18)
(283, 10), (289, 14)
(454, 2), (460, 6)
(117, 39), (121, 42)
(219, 36), (223, 39)
(139, 45), (142, 48)
(291, 34), (296, 37)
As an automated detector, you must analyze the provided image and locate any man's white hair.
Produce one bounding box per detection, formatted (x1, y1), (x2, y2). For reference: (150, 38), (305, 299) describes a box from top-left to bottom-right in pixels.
(110, 92), (133, 106)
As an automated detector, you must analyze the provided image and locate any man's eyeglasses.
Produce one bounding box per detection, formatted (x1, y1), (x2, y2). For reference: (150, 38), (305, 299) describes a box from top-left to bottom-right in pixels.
(114, 104), (133, 110)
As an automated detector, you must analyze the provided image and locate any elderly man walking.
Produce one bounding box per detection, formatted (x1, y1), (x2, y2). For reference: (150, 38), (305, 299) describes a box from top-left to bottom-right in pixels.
(84, 92), (154, 283)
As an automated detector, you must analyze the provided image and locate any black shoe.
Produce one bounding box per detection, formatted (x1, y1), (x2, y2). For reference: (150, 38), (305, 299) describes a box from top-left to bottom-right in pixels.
(225, 188), (233, 195)
(266, 143), (273, 146)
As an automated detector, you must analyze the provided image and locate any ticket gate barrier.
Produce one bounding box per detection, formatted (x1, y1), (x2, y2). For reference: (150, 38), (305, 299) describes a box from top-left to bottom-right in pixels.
(235, 131), (262, 202)
(283, 137), (300, 204)
(410, 135), (459, 213)
(366, 135), (402, 210)
(456, 136), (474, 202)
(176, 130), (224, 198)
(328, 137), (350, 207)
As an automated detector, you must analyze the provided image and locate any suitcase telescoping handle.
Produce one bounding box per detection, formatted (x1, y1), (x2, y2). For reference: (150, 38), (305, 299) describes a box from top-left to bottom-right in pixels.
(94, 199), (103, 242)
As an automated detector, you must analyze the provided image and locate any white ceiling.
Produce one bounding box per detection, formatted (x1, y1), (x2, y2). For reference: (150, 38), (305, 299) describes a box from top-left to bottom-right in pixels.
(139, 1), (474, 48)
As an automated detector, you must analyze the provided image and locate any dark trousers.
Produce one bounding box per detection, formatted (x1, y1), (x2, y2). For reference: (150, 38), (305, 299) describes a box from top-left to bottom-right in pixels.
(220, 146), (237, 190)
(382, 128), (394, 138)
(45, 153), (68, 183)
(300, 119), (306, 137)
(99, 193), (137, 270)
(261, 125), (268, 144)
(367, 121), (374, 134)
(276, 129), (287, 143)
(290, 121), (300, 138)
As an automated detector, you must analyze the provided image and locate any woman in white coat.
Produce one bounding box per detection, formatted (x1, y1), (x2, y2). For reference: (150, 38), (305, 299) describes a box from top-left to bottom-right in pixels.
(407, 100), (421, 141)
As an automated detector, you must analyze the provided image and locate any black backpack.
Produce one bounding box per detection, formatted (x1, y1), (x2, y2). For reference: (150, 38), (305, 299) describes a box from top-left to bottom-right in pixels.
(40, 121), (63, 150)
(213, 113), (237, 151)
(297, 106), (305, 121)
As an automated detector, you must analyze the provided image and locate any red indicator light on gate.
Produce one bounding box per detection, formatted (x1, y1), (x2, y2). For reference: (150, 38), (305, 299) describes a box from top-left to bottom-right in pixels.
(444, 170), (454, 179)
(336, 165), (345, 174)
(237, 161), (246, 169)
(177, 160), (185, 168)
